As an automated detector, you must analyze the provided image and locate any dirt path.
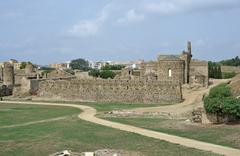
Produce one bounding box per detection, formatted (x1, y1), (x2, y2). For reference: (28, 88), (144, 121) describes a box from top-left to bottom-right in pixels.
(0, 116), (66, 129)
(0, 100), (239, 156)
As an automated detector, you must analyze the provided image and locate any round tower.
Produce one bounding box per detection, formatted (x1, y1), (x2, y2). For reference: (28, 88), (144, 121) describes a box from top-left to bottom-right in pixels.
(3, 63), (15, 86)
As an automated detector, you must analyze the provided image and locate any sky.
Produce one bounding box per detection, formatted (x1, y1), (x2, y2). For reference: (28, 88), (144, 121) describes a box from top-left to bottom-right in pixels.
(0, 0), (240, 65)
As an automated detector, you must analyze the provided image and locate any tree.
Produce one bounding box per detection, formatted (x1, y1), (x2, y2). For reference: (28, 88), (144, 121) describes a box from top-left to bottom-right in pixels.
(220, 56), (240, 66)
(101, 64), (125, 70)
(70, 58), (90, 71)
(20, 62), (27, 69)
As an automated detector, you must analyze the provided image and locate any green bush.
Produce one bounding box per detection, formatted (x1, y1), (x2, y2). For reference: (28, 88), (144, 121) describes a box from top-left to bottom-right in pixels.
(223, 98), (240, 118)
(204, 83), (240, 121)
(208, 83), (231, 98)
(88, 69), (100, 77)
(99, 70), (116, 79)
(204, 96), (224, 115)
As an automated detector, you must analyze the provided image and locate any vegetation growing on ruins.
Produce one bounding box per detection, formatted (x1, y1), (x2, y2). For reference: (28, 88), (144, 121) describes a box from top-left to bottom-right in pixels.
(20, 62), (33, 69)
(70, 58), (90, 71)
(204, 83), (240, 121)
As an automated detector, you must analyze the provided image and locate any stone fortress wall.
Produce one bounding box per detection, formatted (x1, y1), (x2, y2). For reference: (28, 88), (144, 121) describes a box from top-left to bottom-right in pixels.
(139, 42), (208, 87)
(189, 60), (209, 87)
(38, 79), (182, 104)
(0, 63), (15, 97)
(1, 42), (208, 104)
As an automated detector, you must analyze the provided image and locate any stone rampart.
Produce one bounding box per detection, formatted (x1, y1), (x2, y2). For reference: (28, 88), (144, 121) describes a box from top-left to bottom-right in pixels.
(38, 79), (183, 104)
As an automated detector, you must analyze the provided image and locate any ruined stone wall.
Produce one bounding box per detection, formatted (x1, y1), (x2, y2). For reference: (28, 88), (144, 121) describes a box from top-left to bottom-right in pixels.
(3, 63), (15, 86)
(38, 79), (182, 104)
(157, 60), (184, 84)
(189, 60), (208, 87)
(46, 70), (74, 79)
(0, 85), (13, 97)
(0, 67), (3, 81)
(140, 62), (158, 78)
(221, 66), (240, 74)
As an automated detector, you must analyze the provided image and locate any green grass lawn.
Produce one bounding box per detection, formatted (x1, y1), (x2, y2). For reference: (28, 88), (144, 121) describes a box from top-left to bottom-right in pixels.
(0, 104), (79, 126)
(81, 102), (159, 112)
(104, 117), (240, 149)
(31, 100), (160, 112)
(0, 103), (220, 156)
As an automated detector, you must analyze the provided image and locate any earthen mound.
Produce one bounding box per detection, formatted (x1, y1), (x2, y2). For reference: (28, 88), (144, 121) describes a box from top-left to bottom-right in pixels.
(229, 74), (240, 97)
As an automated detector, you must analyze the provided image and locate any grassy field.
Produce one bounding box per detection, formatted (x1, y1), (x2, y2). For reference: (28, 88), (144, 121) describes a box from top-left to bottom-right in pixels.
(104, 117), (240, 149)
(31, 100), (160, 112)
(81, 102), (159, 112)
(0, 103), (220, 156)
(0, 104), (79, 126)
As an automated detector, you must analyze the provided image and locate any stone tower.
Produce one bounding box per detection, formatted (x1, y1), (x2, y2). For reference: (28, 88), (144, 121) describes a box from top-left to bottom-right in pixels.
(25, 63), (34, 74)
(3, 63), (15, 86)
(180, 41), (192, 84)
(0, 66), (3, 81)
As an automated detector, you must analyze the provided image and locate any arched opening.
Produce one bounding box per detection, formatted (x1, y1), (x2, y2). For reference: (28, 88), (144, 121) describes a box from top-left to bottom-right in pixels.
(168, 69), (172, 77)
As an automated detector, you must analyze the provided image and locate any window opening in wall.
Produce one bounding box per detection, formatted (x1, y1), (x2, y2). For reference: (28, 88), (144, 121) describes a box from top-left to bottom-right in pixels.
(168, 69), (172, 77)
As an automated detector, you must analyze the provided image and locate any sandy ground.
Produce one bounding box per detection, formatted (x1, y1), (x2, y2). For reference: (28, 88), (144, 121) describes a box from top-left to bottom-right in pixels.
(1, 98), (240, 156)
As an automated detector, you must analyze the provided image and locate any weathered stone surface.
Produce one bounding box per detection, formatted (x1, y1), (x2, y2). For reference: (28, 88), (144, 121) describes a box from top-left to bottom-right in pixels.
(3, 63), (14, 86)
(38, 79), (183, 104)
(192, 107), (204, 123)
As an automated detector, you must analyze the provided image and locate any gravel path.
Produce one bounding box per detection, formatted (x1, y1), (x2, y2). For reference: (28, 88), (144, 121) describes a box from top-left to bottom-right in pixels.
(0, 100), (239, 156)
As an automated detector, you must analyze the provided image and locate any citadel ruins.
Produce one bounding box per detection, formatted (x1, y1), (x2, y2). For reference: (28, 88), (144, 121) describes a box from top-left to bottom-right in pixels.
(0, 42), (209, 104)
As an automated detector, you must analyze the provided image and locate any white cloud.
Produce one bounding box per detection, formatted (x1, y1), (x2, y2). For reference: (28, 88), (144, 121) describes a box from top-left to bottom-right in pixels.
(68, 4), (111, 37)
(143, 0), (240, 15)
(117, 9), (145, 24)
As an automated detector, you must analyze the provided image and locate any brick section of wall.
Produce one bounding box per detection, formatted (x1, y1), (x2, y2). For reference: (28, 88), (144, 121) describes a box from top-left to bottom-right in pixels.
(38, 79), (183, 104)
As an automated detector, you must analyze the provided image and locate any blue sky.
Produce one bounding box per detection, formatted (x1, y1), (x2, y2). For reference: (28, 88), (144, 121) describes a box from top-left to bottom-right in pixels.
(0, 0), (240, 65)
